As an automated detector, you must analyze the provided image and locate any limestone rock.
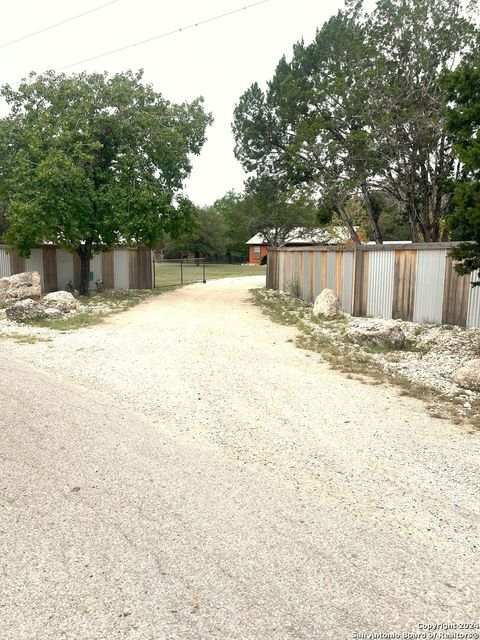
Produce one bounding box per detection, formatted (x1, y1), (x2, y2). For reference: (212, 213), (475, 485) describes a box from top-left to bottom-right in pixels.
(452, 359), (480, 392)
(346, 319), (406, 349)
(42, 290), (79, 313)
(44, 308), (64, 319)
(5, 298), (47, 323)
(313, 288), (342, 318)
(0, 271), (42, 302)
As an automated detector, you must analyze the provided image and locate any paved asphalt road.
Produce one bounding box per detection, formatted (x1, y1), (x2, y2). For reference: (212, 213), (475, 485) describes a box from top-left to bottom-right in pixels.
(1, 277), (479, 639)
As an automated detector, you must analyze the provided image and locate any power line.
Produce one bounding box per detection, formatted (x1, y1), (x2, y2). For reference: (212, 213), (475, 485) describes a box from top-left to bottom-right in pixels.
(56, 0), (271, 71)
(0, 0), (122, 50)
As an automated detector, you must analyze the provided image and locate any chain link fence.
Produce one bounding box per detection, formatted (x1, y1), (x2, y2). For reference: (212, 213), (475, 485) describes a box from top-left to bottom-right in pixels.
(154, 258), (206, 288)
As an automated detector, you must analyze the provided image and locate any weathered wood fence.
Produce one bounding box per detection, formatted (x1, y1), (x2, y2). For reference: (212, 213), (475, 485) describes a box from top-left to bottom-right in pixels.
(266, 243), (480, 328)
(0, 245), (154, 292)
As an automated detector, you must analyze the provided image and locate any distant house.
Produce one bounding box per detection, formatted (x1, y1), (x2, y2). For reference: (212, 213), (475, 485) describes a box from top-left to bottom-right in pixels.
(246, 227), (354, 264)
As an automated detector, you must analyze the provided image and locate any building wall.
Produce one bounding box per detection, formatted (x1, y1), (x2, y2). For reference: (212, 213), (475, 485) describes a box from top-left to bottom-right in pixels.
(266, 243), (480, 328)
(249, 244), (268, 264)
(0, 246), (153, 291)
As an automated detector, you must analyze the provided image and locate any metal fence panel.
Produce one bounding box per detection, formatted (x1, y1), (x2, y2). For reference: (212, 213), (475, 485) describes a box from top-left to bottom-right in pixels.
(326, 252), (336, 290)
(283, 252), (290, 288)
(25, 249), (44, 288)
(313, 252), (321, 299)
(265, 244), (479, 327)
(278, 252), (285, 291)
(0, 248), (10, 278)
(113, 249), (129, 289)
(56, 250), (74, 291)
(366, 250), (395, 319)
(413, 250), (446, 324)
(89, 253), (103, 290)
(293, 252), (300, 288)
(302, 252), (310, 300)
(467, 272), (480, 328)
(342, 251), (354, 313)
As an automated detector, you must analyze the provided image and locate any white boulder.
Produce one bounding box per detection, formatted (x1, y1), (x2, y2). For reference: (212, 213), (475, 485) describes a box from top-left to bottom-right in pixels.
(452, 359), (480, 392)
(0, 271), (42, 302)
(44, 308), (64, 319)
(313, 288), (342, 318)
(5, 298), (47, 323)
(42, 290), (79, 313)
(346, 319), (406, 349)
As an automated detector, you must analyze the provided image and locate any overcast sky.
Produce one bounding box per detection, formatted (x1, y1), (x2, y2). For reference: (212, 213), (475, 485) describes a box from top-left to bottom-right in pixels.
(0, 0), (346, 205)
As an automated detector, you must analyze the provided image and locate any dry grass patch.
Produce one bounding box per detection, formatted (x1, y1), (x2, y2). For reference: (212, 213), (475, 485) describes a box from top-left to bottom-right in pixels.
(0, 332), (51, 344)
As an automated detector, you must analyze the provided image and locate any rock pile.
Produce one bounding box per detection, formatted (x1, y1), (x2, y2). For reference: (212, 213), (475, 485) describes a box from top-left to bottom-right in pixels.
(346, 319), (406, 349)
(0, 271), (42, 302)
(4, 288), (79, 323)
(5, 299), (47, 323)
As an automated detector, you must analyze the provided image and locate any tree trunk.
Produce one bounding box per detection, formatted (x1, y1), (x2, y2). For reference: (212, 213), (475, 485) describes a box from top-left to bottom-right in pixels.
(337, 202), (361, 245)
(406, 200), (419, 243)
(362, 186), (383, 244)
(77, 243), (92, 296)
(419, 151), (432, 242)
(407, 150), (419, 242)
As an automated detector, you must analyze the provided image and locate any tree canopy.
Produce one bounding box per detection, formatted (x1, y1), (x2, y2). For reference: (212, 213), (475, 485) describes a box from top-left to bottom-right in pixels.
(239, 176), (318, 247)
(207, 180), (319, 253)
(0, 70), (212, 293)
(210, 190), (251, 257)
(232, 0), (478, 244)
(163, 205), (228, 258)
(444, 49), (480, 282)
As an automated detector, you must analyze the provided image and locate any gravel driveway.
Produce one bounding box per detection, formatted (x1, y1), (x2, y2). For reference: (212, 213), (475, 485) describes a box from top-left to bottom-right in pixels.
(1, 276), (479, 639)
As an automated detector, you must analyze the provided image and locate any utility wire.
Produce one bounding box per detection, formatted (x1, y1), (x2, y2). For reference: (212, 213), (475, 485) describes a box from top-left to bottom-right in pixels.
(0, 0), (122, 50)
(56, 0), (271, 71)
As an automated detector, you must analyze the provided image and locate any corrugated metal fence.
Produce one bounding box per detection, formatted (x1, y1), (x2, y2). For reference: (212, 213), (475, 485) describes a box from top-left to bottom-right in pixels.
(0, 245), (154, 292)
(267, 243), (480, 328)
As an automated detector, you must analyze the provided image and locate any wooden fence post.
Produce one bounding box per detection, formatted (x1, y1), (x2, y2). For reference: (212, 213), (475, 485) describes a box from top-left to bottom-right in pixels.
(42, 246), (58, 293)
(352, 246), (364, 317)
(266, 249), (275, 289)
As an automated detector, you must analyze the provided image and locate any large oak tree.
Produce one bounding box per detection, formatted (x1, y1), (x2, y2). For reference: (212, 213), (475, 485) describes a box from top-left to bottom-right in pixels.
(0, 70), (212, 294)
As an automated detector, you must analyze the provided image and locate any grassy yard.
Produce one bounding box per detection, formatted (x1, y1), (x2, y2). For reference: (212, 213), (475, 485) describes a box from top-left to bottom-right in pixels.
(154, 262), (265, 289)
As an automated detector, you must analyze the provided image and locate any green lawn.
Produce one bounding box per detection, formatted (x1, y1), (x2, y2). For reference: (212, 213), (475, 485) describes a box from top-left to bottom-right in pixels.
(154, 262), (266, 289)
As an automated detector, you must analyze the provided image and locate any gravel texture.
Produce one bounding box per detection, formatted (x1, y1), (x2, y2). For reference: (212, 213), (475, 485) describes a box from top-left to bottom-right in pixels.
(378, 322), (480, 397)
(258, 289), (480, 401)
(0, 309), (54, 337)
(1, 276), (480, 639)
(0, 289), (150, 335)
